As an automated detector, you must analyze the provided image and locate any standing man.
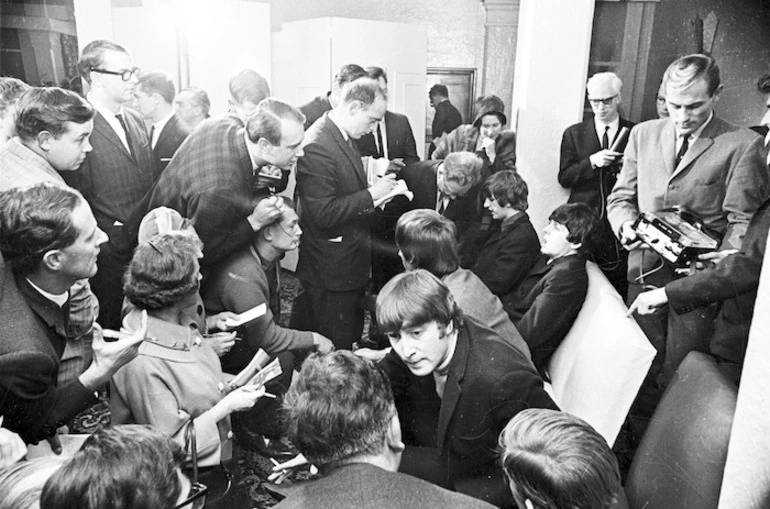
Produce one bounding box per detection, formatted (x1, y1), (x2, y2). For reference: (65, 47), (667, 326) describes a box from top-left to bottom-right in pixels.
(292, 78), (397, 350)
(134, 70), (190, 172)
(142, 98), (305, 276)
(608, 54), (769, 387)
(174, 86), (211, 131)
(298, 64), (366, 131)
(428, 84), (462, 158)
(64, 39), (157, 329)
(559, 72), (635, 297)
(227, 68), (271, 124)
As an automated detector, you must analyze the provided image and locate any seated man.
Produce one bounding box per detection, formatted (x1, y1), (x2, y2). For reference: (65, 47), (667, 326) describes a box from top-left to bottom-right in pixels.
(377, 270), (557, 507)
(499, 408), (622, 509)
(0, 183), (145, 443)
(472, 170), (540, 298)
(503, 203), (598, 375)
(274, 350), (494, 509)
(41, 425), (196, 509)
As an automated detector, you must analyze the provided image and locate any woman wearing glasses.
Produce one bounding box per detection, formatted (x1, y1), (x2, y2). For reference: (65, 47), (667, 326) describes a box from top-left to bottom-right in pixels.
(110, 231), (265, 470)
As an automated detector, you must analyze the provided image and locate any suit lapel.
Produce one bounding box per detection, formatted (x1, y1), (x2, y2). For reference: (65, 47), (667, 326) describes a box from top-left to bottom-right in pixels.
(93, 112), (133, 161)
(436, 329), (469, 450)
(328, 118), (367, 187)
(155, 116), (175, 155)
(582, 120), (601, 153)
(672, 118), (721, 179)
(660, 120), (676, 178)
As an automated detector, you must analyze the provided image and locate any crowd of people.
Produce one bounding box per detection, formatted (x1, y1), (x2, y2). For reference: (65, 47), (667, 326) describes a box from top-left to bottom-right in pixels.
(0, 35), (768, 509)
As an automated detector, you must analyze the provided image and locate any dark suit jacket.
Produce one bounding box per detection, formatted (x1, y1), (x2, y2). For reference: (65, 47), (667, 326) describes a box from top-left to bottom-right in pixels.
(504, 254), (588, 373)
(356, 111), (419, 163)
(0, 263), (97, 443)
(295, 113), (375, 291)
(298, 93), (332, 131)
(666, 197), (770, 365)
(64, 109), (157, 230)
(558, 117), (635, 212)
(153, 113), (190, 172)
(432, 100), (462, 139)
(273, 463), (495, 509)
(380, 318), (557, 503)
(471, 212), (541, 298)
(750, 125), (769, 137)
(143, 115), (260, 270)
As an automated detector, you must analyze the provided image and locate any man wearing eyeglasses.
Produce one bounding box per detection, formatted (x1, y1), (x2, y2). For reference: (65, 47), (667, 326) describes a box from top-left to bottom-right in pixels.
(559, 72), (635, 297)
(63, 39), (157, 330)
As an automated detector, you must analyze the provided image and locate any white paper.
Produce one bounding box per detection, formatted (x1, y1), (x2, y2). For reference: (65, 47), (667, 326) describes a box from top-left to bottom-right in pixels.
(224, 303), (267, 327)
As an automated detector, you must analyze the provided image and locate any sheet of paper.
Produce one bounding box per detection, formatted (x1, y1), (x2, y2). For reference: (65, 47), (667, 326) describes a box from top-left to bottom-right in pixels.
(224, 303), (267, 327)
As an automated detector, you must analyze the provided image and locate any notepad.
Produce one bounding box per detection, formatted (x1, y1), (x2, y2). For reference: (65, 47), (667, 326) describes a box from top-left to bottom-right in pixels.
(224, 303), (267, 327)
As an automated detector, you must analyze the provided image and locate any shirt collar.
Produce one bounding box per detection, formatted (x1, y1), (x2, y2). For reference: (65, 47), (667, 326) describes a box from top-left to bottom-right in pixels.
(328, 111), (350, 141)
(153, 111), (175, 135)
(88, 92), (125, 119)
(594, 115), (619, 133)
(434, 330), (458, 376)
(244, 131), (259, 170)
(501, 211), (525, 230)
(25, 278), (68, 307)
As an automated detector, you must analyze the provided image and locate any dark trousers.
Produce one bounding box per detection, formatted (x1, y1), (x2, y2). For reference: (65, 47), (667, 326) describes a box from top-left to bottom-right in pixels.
(91, 235), (132, 330)
(289, 280), (365, 350)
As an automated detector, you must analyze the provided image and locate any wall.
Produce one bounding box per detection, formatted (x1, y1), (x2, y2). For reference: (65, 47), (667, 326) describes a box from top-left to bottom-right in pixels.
(644, 0), (770, 125)
(267, 0), (486, 86)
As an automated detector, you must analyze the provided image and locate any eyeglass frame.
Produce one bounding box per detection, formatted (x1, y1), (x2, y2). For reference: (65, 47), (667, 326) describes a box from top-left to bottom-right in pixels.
(90, 67), (141, 82)
(587, 95), (618, 107)
(174, 481), (208, 509)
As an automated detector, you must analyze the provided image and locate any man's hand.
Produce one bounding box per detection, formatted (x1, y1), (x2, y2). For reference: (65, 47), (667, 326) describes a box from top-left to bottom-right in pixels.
(387, 158), (405, 175)
(247, 195), (285, 232)
(79, 310), (148, 390)
(693, 249), (739, 270)
(627, 287), (669, 316)
(619, 221), (643, 251)
(268, 453), (317, 484)
(368, 173), (398, 201)
(312, 333), (334, 354)
(203, 331), (237, 357)
(590, 149), (623, 169)
(206, 311), (240, 332)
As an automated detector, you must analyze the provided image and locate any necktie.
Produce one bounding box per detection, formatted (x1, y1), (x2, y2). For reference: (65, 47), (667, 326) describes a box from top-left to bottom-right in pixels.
(149, 124), (156, 149)
(437, 193), (447, 215)
(675, 134), (690, 168)
(376, 124), (385, 158)
(602, 126), (610, 150)
(115, 113), (136, 160)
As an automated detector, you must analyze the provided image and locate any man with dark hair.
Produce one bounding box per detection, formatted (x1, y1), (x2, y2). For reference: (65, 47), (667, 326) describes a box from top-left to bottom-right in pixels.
(174, 86), (210, 130)
(291, 78), (397, 351)
(0, 183), (146, 444)
(228, 68), (271, 124)
(376, 270), (556, 507)
(134, 70), (190, 172)
(428, 84), (462, 158)
(142, 98), (306, 275)
(559, 72), (635, 297)
(65, 39), (157, 329)
(274, 351), (494, 509)
(298, 63), (367, 130)
(504, 203), (598, 374)
(608, 54), (769, 385)
(0, 77), (30, 144)
(40, 425), (193, 509)
(751, 74), (770, 138)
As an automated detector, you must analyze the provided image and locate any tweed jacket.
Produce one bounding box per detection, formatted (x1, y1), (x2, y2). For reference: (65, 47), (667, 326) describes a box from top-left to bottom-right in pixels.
(295, 113), (376, 291)
(153, 113), (190, 172)
(607, 116), (769, 277)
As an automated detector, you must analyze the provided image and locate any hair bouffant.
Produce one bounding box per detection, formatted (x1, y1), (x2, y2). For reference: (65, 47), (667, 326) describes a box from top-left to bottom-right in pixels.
(123, 231), (203, 310)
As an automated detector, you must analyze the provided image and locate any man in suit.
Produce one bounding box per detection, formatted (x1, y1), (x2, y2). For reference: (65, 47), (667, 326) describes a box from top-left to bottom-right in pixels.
(297, 64), (366, 131)
(134, 70), (190, 172)
(227, 68), (271, 124)
(174, 86), (210, 131)
(142, 98), (304, 276)
(559, 72), (635, 297)
(273, 350), (494, 509)
(608, 54), (769, 385)
(376, 270), (557, 507)
(291, 78), (397, 350)
(428, 84), (462, 158)
(63, 39), (157, 329)
(0, 183), (145, 444)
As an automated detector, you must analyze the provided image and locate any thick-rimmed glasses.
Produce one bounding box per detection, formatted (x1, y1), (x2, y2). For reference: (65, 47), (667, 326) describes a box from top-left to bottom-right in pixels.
(90, 67), (140, 82)
(174, 481), (207, 509)
(588, 95), (618, 106)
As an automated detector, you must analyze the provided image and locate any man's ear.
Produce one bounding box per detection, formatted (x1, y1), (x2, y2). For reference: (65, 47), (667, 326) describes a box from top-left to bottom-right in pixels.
(386, 414), (405, 454)
(41, 249), (64, 272)
(254, 136), (273, 157)
(712, 84), (723, 102)
(570, 241), (583, 254)
(37, 131), (54, 151)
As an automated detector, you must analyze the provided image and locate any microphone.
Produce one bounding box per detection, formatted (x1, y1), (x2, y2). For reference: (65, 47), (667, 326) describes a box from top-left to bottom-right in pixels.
(609, 126), (630, 152)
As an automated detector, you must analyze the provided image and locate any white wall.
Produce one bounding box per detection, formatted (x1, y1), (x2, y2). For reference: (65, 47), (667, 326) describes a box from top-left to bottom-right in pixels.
(511, 0), (595, 237)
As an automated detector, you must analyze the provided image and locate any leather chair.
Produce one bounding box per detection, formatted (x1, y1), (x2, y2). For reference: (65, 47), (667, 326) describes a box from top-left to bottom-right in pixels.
(625, 351), (738, 509)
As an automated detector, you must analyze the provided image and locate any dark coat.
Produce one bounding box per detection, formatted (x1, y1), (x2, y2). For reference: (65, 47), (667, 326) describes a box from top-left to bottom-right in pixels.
(504, 254), (588, 373)
(667, 198), (770, 365)
(295, 113), (375, 291)
(380, 318), (557, 504)
(153, 113), (190, 172)
(297, 93), (332, 131)
(273, 463), (495, 509)
(472, 212), (540, 298)
(0, 263), (97, 443)
(356, 111), (419, 163)
(432, 99), (463, 140)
